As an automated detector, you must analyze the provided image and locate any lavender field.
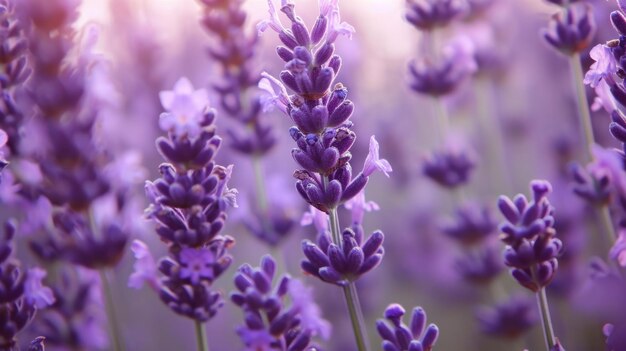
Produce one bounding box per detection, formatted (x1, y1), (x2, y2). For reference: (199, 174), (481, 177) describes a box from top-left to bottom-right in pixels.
(0, 0), (625, 350)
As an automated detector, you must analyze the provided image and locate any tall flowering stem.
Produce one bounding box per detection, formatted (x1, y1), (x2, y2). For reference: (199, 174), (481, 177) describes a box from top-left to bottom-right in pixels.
(258, 1), (392, 349)
(129, 77), (237, 351)
(497, 180), (564, 351)
(197, 0), (297, 252)
(195, 321), (209, 351)
(16, 0), (140, 349)
(536, 287), (556, 349)
(542, 1), (596, 161)
(328, 206), (368, 351)
(570, 55), (595, 162)
(543, 1), (624, 254)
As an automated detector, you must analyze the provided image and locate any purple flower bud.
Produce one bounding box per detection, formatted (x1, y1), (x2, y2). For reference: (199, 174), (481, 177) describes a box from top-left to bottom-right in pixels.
(542, 3), (596, 55)
(476, 295), (536, 338)
(378, 303), (440, 351)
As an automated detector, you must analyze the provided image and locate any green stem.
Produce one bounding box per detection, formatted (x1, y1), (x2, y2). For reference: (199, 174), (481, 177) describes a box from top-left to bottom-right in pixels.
(328, 202), (369, 351)
(99, 269), (124, 351)
(597, 204), (618, 248)
(194, 320), (209, 351)
(536, 288), (556, 351)
(342, 282), (369, 351)
(252, 156), (269, 214)
(569, 54), (595, 163)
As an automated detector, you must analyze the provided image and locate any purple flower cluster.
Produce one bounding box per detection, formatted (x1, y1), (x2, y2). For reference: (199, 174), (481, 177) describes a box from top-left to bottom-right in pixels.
(231, 255), (330, 350)
(133, 78), (236, 322)
(199, 0), (275, 156)
(376, 303), (439, 351)
(542, 2), (595, 55)
(0, 221), (53, 350)
(0, 0), (29, 155)
(498, 180), (562, 292)
(259, 0), (391, 214)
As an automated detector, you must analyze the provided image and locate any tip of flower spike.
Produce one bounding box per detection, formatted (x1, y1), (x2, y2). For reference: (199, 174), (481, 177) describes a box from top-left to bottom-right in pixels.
(384, 303), (406, 320)
(530, 180), (552, 199)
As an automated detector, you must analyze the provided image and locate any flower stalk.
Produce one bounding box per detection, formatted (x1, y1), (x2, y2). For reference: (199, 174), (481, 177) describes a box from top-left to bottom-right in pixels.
(195, 321), (209, 351)
(536, 287), (556, 351)
(569, 54), (595, 163)
(99, 269), (124, 351)
(329, 206), (370, 351)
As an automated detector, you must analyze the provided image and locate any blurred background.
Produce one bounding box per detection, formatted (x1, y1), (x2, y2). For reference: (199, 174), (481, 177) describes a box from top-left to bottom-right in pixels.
(5, 0), (625, 350)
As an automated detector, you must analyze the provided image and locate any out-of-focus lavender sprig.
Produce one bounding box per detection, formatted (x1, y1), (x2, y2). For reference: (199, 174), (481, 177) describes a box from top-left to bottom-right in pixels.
(542, 2), (595, 56)
(16, 0), (131, 271)
(422, 143), (476, 189)
(0, 0), (30, 156)
(132, 77), (236, 351)
(376, 303), (439, 351)
(542, 0), (597, 163)
(199, 0), (275, 157)
(33, 267), (108, 351)
(0, 220), (54, 351)
(497, 180), (564, 351)
(258, 1), (392, 349)
(197, 0), (298, 250)
(231, 255), (330, 351)
(475, 294), (536, 339)
(14, 1), (140, 350)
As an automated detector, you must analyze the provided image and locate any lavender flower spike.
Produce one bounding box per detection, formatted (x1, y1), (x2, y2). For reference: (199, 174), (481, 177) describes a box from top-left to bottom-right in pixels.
(133, 78), (236, 350)
(497, 180), (562, 291)
(498, 180), (563, 351)
(260, 1), (389, 349)
(542, 3), (596, 55)
(0, 220), (54, 350)
(376, 303), (439, 351)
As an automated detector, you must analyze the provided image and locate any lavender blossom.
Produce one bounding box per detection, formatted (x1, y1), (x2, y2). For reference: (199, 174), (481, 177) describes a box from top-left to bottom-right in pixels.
(497, 180), (562, 292)
(259, 1), (390, 349)
(422, 144), (476, 189)
(301, 227), (384, 287)
(441, 203), (497, 245)
(231, 255), (330, 350)
(32, 268), (108, 350)
(498, 180), (566, 351)
(408, 36), (477, 97)
(454, 246), (503, 284)
(133, 77), (235, 325)
(0, 220), (54, 351)
(199, 0), (276, 156)
(376, 304), (439, 351)
(405, 0), (468, 30)
(542, 3), (596, 55)
(0, 0), (30, 155)
(570, 146), (626, 205)
(258, 0), (391, 220)
(476, 295), (536, 339)
(16, 0), (131, 272)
